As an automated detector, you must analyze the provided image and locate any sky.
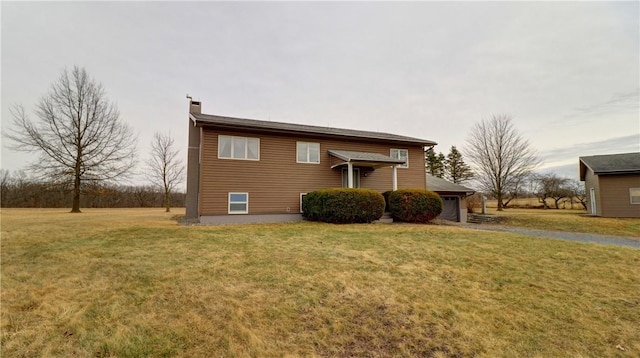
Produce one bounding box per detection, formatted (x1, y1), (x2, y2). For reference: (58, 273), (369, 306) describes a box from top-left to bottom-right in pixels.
(2, 1), (639, 186)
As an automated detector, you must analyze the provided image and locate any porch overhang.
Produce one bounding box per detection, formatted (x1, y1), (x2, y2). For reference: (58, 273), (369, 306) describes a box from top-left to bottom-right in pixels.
(328, 149), (406, 169)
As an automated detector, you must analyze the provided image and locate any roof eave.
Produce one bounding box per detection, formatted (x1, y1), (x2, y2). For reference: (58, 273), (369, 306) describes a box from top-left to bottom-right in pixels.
(593, 170), (640, 176)
(192, 117), (437, 147)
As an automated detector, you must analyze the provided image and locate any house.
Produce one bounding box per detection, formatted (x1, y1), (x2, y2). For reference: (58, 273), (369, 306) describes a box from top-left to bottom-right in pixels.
(579, 152), (640, 218)
(185, 99), (437, 224)
(425, 174), (475, 222)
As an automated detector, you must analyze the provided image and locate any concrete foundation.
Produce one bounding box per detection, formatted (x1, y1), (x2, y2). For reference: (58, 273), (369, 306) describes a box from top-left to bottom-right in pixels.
(199, 214), (304, 225)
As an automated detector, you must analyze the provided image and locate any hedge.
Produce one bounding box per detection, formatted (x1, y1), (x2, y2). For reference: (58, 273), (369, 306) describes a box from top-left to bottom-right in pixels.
(388, 189), (443, 223)
(302, 188), (385, 224)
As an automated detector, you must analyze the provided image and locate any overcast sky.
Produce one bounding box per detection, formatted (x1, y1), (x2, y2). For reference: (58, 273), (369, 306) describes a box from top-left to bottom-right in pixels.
(2, 1), (638, 184)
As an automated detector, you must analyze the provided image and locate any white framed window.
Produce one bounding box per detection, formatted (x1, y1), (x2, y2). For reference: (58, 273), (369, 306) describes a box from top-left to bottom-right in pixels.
(218, 135), (260, 160)
(296, 142), (320, 164)
(390, 148), (409, 168)
(300, 193), (307, 213)
(630, 188), (640, 204)
(228, 192), (249, 214)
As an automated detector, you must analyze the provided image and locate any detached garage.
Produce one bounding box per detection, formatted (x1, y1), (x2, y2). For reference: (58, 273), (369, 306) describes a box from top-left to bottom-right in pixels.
(426, 175), (475, 222)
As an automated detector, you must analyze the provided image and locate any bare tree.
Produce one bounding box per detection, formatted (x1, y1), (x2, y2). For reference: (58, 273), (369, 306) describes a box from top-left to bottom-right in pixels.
(4, 66), (137, 212)
(568, 179), (587, 210)
(465, 114), (540, 211)
(532, 173), (571, 209)
(501, 172), (531, 208)
(0, 169), (11, 207)
(147, 132), (185, 212)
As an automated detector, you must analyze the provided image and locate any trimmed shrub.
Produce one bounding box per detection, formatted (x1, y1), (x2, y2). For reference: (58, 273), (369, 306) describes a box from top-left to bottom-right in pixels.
(388, 189), (443, 223)
(302, 188), (385, 224)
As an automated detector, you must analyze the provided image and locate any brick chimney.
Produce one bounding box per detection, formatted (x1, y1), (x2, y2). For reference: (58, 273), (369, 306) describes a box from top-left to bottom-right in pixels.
(186, 96), (201, 219)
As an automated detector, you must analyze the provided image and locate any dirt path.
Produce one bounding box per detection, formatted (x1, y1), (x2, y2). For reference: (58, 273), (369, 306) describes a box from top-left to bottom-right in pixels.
(460, 224), (640, 249)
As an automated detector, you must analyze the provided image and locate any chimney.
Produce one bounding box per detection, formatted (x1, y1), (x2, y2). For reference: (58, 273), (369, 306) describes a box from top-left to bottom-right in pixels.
(188, 96), (201, 114)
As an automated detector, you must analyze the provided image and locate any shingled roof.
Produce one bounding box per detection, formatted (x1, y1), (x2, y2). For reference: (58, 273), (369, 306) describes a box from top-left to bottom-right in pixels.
(426, 175), (475, 194)
(190, 113), (437, 146)
(579, 152), (640, 180)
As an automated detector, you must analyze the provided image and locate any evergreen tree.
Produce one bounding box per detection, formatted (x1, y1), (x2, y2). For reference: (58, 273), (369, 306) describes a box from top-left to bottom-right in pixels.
(445, 146), (474, 183)
(425, 148), (445, 178)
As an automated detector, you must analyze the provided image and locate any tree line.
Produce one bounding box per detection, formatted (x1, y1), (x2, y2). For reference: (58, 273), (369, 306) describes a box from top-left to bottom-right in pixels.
(0, 169), (185, 209)
(0, 169), (185, 208)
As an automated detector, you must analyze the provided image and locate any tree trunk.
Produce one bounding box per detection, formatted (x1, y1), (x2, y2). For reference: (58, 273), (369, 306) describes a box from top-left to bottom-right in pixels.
(71, 173), (81, 213)
(164, 189), (171, 213)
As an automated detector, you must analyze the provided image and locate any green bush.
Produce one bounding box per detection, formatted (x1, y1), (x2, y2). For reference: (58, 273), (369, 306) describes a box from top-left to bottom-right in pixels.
(302, 188), (385, 224)
(388, 189), (443, 223)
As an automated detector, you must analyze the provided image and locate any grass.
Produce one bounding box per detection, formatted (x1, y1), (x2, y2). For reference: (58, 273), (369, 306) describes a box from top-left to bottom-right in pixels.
(2, 208), (639, 357)
(482, 208), (640, 238)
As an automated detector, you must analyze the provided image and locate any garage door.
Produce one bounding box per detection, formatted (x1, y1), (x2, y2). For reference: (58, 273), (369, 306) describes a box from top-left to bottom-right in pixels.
(438, 196), (460, 222)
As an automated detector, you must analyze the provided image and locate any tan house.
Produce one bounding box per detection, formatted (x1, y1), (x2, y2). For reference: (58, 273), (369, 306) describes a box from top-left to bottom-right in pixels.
(579, 152), (640, 218)
(185, 100), (437, 224)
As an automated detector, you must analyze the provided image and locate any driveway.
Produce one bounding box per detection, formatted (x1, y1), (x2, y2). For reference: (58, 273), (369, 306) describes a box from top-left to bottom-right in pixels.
(459, 223), (640, 249)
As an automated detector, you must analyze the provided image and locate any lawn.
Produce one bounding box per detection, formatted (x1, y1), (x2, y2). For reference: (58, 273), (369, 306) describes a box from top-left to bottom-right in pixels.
(2, 208), (639, 357)
(483, 208), (640, 238)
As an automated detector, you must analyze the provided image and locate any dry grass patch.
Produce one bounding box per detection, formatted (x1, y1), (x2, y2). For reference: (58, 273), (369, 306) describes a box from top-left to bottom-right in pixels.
(485, 208), (640, 238)
(2, 208), (639, 357)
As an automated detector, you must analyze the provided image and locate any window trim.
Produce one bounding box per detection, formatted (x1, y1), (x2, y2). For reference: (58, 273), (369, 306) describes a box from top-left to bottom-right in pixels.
(228, 192), (249, 214)
(630, 188), (640, 205)
(296, 141), (320, 164)
(390, 148), (409, 168)
(218, 135), (260, 161)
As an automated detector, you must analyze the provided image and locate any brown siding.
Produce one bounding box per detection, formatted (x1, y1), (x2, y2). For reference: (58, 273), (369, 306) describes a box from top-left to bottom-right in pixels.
(598, 174), (640, 218)
(199, 128), (427, 215)
(584, 169), (600, 215)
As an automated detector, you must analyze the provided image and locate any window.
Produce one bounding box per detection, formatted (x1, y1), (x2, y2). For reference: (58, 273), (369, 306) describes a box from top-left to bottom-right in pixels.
(342, 168), (360, 188)
(390, 148), (409, 168)
(218, 135), (260, 160)
(296, 142), (320, 163)
(300, 193), (307, 213)
(631, 188), (640, 204)
(228, 192), (248, 214)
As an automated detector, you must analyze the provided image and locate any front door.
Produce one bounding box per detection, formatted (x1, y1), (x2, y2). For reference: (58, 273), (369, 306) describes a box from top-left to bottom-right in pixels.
(342, 168), (360, 188)
(590, 187), (597, 215)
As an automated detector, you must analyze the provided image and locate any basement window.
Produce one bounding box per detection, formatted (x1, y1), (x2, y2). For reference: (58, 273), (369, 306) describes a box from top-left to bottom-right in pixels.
(631, 188), (640, 204)
(228, 192), (249, 214)
(300, 193), (307, 213)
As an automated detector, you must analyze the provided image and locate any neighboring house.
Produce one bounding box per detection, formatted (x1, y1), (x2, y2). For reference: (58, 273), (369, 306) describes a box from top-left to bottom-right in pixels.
(426, 174), (475, 222)
(579, 152), (640, 218)
(185, 100), (437, 224)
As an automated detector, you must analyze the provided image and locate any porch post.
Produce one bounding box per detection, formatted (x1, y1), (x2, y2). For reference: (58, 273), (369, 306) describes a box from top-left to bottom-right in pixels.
(392, 165), (398, 191)
(347, 162), (354, 188)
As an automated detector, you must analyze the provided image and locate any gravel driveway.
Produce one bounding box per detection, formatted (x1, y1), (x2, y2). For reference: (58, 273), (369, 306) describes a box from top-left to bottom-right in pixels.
(460, 224), (640, 249)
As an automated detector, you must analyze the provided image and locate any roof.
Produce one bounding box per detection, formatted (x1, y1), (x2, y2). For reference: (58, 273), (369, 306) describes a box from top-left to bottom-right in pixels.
(579, 152), (640, 180)
(426, 174), (475, 194)
(328, 150), (405, 168)
(190, 112), (437, 146)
